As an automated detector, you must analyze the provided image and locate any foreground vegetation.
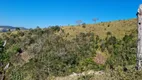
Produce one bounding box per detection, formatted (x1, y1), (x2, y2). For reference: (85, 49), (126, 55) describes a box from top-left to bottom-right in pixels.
(0, 18), (141, 80)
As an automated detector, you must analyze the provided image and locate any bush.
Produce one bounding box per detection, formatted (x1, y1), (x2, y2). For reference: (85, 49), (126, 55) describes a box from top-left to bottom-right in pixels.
(107, 24), (110, 27)
(107, 31), (112, 35)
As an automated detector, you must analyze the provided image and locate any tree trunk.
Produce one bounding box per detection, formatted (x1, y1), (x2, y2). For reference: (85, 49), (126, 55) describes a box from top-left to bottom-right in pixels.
(137, 4), (142, 70)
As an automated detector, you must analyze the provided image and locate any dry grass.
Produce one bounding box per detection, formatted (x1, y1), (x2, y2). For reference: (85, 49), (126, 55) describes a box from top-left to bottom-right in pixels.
(94, 52), (107, 65)
(61, 19), (136, 40)
(20, 51), (31, 62)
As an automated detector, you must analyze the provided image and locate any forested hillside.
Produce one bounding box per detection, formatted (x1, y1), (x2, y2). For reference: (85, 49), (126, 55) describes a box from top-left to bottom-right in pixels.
(0, 18), (141, 80)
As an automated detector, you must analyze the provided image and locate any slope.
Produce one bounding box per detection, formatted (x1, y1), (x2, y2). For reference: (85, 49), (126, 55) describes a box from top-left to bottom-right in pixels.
(0, 18), (139, 80)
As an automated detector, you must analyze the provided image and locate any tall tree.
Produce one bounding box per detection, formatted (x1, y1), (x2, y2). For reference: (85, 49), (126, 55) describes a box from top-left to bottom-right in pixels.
(76, 20), (82, 26)
(92, 18), (99, 23)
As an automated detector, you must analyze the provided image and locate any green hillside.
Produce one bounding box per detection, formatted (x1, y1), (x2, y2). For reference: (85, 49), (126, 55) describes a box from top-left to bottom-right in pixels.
(0, 18), (140, 80)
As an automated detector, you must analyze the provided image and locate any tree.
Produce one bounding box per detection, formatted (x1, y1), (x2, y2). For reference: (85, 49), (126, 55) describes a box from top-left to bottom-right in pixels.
(82, 23), (86, 28)
(137, 4), (142, 70)
(92, 18), (99, 23)
(76, 20), (82, 26)
(8, 29), (11, 32)
(50, 25), (60, 32)
(16, 27), (20, 31)
(36, 26), (40, 29)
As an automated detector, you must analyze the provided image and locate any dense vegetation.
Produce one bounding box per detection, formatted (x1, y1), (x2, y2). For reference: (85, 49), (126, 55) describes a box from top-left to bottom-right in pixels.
(0, 19), (141, 80)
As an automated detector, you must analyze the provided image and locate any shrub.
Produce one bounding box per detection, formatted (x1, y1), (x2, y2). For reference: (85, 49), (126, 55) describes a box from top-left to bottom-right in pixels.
(107, 31), (112, 35)
(18, 31), (25, 37)
(107, 24), (110, 27)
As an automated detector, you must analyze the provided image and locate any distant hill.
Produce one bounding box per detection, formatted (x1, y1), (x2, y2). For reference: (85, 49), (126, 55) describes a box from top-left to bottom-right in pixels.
(0, 26), (27, 32)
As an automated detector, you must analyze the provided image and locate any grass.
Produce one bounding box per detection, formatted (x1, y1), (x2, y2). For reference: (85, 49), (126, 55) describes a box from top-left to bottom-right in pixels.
(62, 18), (136, 39)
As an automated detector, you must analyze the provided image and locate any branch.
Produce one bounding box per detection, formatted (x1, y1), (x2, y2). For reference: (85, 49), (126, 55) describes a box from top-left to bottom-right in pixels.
(2, 40), (6, 47)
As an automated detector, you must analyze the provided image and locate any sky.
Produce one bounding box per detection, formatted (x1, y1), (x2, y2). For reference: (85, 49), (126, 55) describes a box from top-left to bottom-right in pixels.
(0, 0), (141, 28)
